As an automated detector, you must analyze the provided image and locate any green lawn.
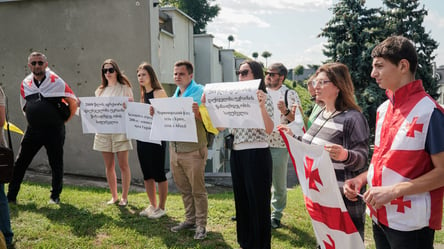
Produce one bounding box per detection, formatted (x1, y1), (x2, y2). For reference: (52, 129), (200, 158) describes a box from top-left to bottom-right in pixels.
(6, 181), (444, 248)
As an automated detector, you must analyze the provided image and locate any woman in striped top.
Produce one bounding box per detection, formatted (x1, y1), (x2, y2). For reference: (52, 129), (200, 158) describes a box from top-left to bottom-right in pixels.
(283, 62), (369, 240)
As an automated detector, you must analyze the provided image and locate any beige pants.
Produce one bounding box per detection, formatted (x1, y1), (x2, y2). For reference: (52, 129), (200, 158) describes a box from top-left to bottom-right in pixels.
(170, 147), (208, 227)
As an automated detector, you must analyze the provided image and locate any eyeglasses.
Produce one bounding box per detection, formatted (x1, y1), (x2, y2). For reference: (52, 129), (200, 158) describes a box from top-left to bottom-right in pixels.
(265, 72), (279, 77)
(311, 79), (332, 88)
(30, 61), (44, 66)
(102, 68), (116, 74)
(235, 69), (250, 76)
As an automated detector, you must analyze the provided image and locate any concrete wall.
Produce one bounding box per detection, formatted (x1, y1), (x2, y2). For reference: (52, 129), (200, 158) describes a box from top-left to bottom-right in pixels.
(0, 1), (241, 181)
(0, 0), (159, 183)
(158, 7), (195, 88)
(211, 44), (223, 83)
(220, 49), (236, 82)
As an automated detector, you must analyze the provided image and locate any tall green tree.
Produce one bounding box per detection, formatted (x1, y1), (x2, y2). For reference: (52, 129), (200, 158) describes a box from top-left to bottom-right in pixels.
(319, 0), (385, 128)
(252, 52), (259, 60)
(160, 0), (220, 34)
(382, 0), (439, 99)
(261, 51), (272, 67)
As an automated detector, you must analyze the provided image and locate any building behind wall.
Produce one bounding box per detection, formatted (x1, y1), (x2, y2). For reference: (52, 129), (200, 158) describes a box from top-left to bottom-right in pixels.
(0, 0), (240, 183)
(0, 0), (163, 184)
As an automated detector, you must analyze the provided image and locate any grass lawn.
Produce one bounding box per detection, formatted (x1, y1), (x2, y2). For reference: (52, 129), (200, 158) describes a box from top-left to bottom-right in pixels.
(6, 181), (444, 248)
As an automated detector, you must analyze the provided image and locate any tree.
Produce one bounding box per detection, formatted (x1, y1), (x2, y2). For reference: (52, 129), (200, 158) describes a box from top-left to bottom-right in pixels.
(227, 35), (234, 48)
(319, 0), (387, 130)
(261, 51), (272, 67)
(319, 0), (440, 146)
(252, 52), (259, 60)
(160, 0), (220, 34)
(382, 0), (439, 99)
(294, 65), (304, 77)
(307, 64), (320, 71)
(292, 65), (305, 84)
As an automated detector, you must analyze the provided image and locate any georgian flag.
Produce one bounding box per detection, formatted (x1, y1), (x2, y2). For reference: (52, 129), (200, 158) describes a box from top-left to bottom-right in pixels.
(280, 130), (365, 249)
(20, 68), (77, 110)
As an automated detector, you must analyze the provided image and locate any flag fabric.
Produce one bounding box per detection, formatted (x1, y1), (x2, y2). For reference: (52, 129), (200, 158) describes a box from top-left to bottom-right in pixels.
(280, 130), (365, 249)
(20, 68), (77, 110)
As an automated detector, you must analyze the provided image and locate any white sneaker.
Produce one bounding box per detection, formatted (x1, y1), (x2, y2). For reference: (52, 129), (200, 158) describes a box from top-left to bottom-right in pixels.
(140, 205), (156, 217)
(148, 208), (166, 219)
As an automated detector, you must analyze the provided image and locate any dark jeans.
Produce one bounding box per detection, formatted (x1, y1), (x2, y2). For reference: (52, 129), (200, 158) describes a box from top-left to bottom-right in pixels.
(231, 147), (272, 249)
(8, 125), (65, 201)
(373, 221), (435, 249)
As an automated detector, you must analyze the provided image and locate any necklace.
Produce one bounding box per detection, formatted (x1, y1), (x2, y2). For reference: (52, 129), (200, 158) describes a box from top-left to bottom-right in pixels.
(308, 109), (338, 144)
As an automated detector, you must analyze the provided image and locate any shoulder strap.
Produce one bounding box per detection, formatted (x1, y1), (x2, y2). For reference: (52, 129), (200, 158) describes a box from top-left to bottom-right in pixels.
(284, 89), (289, 108)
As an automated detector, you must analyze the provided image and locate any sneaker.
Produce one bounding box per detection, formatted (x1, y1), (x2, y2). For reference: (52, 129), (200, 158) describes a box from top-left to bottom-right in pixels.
(140, 205), (156, 217)
(194, 226), (207, 240)
(170, 221), (196, 232)
(149, 208), (166, 219)
(271, 218), (281, 229)
(49, 197), (60, 205)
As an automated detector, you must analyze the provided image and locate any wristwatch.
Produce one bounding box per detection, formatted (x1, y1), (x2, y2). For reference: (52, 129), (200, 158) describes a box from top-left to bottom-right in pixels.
(284, 109), (290, 116)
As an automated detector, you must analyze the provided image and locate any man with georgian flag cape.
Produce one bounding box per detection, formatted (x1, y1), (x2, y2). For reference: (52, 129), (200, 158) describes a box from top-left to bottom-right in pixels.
(7, 51), (78, 205)
(20, 68), (76, 111)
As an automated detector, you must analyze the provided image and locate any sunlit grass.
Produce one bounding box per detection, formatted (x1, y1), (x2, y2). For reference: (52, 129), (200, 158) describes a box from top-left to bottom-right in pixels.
(6, 181), (444, 248)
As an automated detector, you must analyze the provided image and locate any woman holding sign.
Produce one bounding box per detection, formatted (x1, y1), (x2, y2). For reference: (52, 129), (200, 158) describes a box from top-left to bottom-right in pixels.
(136, 62), (169, 219)
(94, 59), (133, 206)
(230, 60), (274, 249)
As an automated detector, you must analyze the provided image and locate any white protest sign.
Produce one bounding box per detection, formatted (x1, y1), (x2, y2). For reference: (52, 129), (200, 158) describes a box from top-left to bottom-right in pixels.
(268, 89), (283, 130)
(79, 96), (128, 134)
(125, 102), (161, 144)
(149, 97), (198, 142)
(204, 79), (264, 129)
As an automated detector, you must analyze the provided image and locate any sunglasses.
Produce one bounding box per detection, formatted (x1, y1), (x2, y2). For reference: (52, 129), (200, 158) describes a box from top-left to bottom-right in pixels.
(30, 61), (44, 66)
(265, 72), (279, 77)
(102, 68), (116, 74)
(235, 69), (250, 76)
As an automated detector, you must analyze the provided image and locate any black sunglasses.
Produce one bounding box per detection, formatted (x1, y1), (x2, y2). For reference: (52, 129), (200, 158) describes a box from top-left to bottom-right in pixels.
(235, 69), (250, 76)
(102, 68), (116, 74)
(30, 61), (44, 66)
(265, 72), (279, 77)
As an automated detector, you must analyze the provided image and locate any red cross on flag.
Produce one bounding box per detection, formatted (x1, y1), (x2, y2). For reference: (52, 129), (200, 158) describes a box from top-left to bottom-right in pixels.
(280, 130), (365, 249)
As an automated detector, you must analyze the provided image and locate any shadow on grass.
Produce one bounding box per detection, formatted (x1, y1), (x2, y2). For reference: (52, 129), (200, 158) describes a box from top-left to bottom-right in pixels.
(9, 201), (111, 237)
(114, 206), (233, 249)
(272, 224), (318, 248)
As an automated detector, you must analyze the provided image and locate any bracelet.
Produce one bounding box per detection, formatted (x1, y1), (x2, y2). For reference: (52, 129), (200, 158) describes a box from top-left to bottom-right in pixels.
(284, 109), (290, 116)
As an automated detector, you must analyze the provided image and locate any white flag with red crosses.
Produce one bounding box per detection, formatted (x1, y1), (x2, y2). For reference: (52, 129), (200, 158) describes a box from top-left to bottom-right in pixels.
(280, 130), (365, 249)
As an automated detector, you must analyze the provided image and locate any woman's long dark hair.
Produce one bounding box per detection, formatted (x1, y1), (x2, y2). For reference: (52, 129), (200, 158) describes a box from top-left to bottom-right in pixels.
(239, 59), (267, 93)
